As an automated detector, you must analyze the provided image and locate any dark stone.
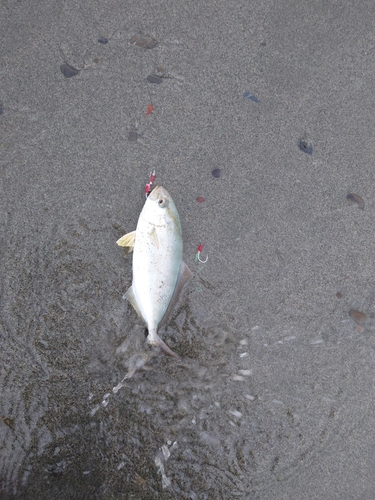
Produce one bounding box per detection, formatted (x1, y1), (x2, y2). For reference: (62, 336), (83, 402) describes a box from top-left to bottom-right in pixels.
(243, 92), (259, 103)
(128, 131), (138, 141)
(147, 74), (163, 84)
(299, 140), (313, 155)
(60, 63), (79, 78)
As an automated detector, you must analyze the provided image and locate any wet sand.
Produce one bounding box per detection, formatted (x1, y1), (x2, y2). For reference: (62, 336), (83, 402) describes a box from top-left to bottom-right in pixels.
(2, 1), (375, 498)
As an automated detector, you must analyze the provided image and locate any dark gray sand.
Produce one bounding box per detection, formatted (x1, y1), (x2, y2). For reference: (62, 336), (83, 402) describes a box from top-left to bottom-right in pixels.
(2, 1), (375, 498)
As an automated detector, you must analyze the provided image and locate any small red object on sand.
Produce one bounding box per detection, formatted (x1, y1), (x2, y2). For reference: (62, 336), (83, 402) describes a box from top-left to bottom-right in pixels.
(146, 104), (154, 116)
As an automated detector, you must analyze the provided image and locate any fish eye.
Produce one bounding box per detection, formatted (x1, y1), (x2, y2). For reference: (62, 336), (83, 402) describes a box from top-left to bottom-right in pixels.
(158, 197), (168, 208)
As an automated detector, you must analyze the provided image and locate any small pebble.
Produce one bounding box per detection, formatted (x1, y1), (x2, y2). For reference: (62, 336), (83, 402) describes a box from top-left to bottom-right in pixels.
(238, 369), (252, 376)
(0, 103), (3, 115)
(196, 196), (205, 203)
(130, 34), (157, 49)
(299, 139), (313, 155)
(133, 474), (145, 485)
(147, 74), (163, 84)
(212, 168), (221, 178)
(60, 63), (79, 78)
(273, 399), (284, 405)
(243, 91), (259, 103)
(128, 131), (138, 141)
(349, 309), (367, 326)
(336, 292), (343, 299)
(98, 37), (109, 44)
(229, 410), (243, 419)
(1, 416), (14, 429)
(346, 193), (365, 210)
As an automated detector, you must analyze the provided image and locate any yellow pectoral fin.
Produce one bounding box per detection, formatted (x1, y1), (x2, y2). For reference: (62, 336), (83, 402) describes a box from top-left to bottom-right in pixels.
(116, 231), (136, 252)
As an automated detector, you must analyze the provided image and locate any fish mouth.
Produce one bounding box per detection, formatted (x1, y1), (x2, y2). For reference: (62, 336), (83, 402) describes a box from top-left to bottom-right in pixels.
(148, 185), (170, 201)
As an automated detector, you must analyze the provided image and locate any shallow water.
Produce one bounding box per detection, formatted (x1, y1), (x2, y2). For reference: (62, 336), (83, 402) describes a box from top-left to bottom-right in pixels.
(2, 214), (375, 498)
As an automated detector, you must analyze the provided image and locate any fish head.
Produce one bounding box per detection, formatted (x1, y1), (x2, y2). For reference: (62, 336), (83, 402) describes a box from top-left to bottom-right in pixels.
(148, 186), (171, 207)
(144, 186), (182, 232)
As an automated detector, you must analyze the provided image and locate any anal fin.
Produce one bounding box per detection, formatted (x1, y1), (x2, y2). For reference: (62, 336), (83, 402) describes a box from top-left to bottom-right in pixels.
(159, 261), (192, 328)
(124, 286), (145, 322)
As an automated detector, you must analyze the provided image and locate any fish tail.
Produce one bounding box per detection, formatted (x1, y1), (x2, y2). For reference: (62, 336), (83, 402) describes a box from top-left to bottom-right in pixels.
(147, 333), (181, 361)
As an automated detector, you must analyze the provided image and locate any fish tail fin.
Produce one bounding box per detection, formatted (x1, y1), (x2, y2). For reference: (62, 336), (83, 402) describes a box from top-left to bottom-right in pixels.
(147, 333), (181, 361)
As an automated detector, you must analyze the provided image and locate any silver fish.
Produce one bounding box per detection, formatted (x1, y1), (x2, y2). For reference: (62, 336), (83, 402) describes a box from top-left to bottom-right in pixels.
(117, 186), (192, 360)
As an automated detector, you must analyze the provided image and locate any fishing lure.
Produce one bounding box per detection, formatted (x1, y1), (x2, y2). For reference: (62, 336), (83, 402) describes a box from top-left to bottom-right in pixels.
(195, 244), (208, 263)
(145, 169), (156, 197)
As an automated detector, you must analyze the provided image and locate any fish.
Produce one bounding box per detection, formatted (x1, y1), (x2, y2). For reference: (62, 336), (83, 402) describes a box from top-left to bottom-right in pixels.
(117, 186), (192, 360)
